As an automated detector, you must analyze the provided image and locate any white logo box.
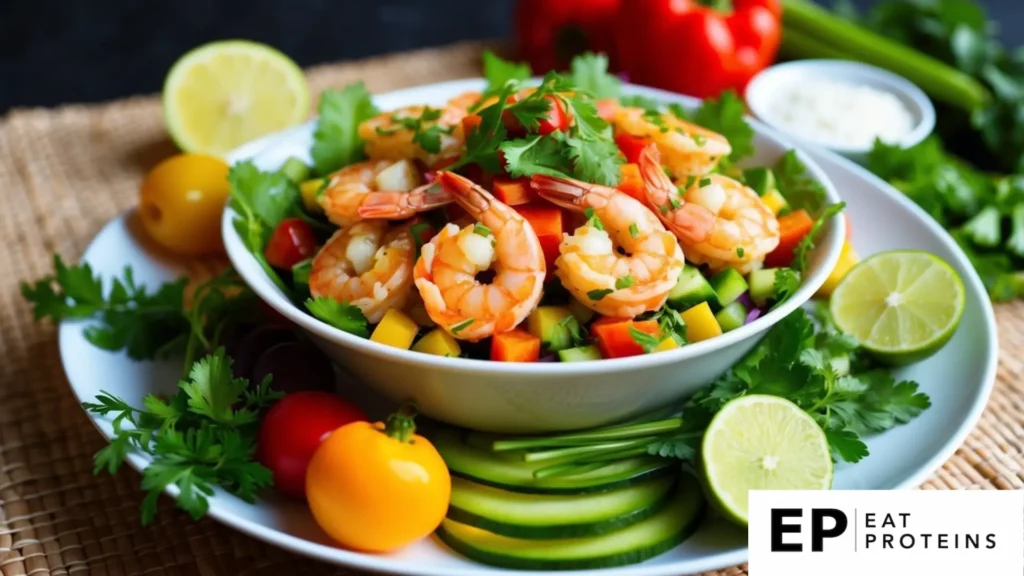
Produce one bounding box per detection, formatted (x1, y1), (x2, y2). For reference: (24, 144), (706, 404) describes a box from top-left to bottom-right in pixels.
(748, 490), (1024, 576)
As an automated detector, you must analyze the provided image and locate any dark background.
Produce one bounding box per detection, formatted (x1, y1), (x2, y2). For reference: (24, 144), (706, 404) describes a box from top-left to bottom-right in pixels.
(0, 0), (1020, 113)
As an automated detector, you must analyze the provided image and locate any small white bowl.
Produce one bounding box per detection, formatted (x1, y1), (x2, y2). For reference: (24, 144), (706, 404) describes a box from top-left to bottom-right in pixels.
(223, 80), (845, 434)
(745, 60), (936, 164)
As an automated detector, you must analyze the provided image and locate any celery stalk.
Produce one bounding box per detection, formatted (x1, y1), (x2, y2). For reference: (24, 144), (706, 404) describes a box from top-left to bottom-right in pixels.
(781, 0), (990, 112)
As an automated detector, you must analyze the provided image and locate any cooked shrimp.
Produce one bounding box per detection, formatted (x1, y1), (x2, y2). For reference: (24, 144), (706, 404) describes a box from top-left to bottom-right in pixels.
(319, 159), (451, 227)
(530, 175), (685, 318)
(309, 221), (416, 324)
(414, 171), (545, 341)
(612, 106), (731, 178)
(359, 99), (470, 163)
(638, 144), (779, 274)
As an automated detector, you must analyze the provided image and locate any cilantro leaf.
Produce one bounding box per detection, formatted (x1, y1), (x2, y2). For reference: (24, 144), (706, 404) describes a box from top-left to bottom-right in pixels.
(792, 202), (847, 274)
(771, 268), (802, 308)
(482, 50), (531, 94)
(567, 135), (622, 186)
(179, 350), (255, 427)
(311, 83), (379, 175)
(629, 326), (660, 353)
(448, 83), (514, 173)
(688, 90), (754, 164)
(305, 296), (370, 337)
(570, 52), (621, 99)
(500, 135), (574, 179)
(826, 429), (870, 463)
(773, 150), (828, 213)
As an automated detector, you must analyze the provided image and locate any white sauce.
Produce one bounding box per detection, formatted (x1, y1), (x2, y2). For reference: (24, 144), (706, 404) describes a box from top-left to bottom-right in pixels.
(766, 80), (915, 149)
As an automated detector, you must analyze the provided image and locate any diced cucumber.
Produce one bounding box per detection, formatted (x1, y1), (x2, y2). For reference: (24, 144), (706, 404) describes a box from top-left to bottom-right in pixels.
(743, 167), (776, 196)
(714, 301), (748, 333)
(748, 268), (781, 308)
(567, 297), (596, 325)
(558, 345), (602, 362)
(666, 266), (717, 311)
(447, 475), (676, 539)
(279, 156), (311, 184)
(527, 306), (573, 352)
(436, 473), (705, 570)
(432, 430), (673, 494)
(708, 268), (748, 308)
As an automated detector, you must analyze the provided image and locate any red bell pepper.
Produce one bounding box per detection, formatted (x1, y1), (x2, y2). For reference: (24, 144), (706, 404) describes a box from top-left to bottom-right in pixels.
(615, 134), (651, 164)
(515, 0), (623, 73)
(614, 0), (781, 99)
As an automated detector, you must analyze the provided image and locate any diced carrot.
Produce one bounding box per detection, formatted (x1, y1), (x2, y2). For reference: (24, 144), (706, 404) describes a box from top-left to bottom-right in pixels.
(515, 203), (564, 274)
(615, 134), (652, 164)
(493, 177), (534, 206)
(592, 319), (660, 359)
(617, 163), (645, 201)
(764, 209), (815, 268)
(490, 329), (541, 362)
(462, 114), (482, 135)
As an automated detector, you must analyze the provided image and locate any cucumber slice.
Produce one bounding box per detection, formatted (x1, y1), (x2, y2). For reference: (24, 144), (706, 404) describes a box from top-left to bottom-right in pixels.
(666, 266), (716, 311)
(280, 156), (311, 184)
(748, 268), (780, 308)
(447, 475), (676, 539)
(743, 167), (776, 196)
(433, 430), (673, 494)
(708, 268), (748, 308)
(527, 306), (573, 352)
(714, 301), (747, 333)
(558, 345), (602, 362)
(567, 297), (596, 325)
(436, 473), (705, 570)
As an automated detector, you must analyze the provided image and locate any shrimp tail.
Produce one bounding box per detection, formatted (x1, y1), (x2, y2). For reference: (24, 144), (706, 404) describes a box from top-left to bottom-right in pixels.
(357, 184), (454, 219)
(528, 174), (593, 211)
(435, 171), (495, 219)
(638, 144), (674, 193)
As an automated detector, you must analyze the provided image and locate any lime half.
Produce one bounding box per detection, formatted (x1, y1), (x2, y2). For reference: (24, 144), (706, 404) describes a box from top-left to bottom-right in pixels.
(830, 250), (964, 366)
(163, 40), (310, 156)
(701, 395), (832, 526)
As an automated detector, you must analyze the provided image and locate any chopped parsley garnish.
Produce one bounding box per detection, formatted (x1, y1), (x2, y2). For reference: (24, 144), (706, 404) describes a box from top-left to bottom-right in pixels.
(629, 326), (661, 353)
(629, 223), (639, 238)
(451, 318), (475, 334)
(615, 275), (635, 289)
(737, 247), (745, 258)
(587, 288), (614, 301)
(584, 207), (606, 231)
(473, 223), (493, 237)
(669, 197), (681, 209)
(693, 134), (707, 147)
(699, 177), (712, 187)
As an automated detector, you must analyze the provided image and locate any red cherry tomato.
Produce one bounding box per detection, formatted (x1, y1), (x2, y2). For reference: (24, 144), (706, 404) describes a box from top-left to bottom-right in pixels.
(264, 218), (317, 270)
(257, 392), (367, 498)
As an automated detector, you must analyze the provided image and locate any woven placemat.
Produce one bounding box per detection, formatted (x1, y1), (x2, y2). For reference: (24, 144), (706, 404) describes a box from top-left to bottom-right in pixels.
(0, 40), (1021, 576)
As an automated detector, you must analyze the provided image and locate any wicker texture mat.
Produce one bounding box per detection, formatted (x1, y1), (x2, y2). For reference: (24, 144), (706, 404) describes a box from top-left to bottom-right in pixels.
(0, 40), (1020, 576)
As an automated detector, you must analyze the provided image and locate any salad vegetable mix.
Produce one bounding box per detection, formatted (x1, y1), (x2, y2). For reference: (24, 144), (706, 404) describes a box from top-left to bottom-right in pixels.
(19, 43), (963, 570)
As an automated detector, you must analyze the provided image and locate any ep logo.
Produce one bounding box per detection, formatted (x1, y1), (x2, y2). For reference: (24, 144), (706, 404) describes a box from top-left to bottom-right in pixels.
(770, 508), (847, 552)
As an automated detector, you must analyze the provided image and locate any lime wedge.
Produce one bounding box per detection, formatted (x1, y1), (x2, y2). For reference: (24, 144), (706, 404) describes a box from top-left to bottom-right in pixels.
(701, 395), (832, 526)
(163, 40), (310, 156)
(829, 250), (964, 366)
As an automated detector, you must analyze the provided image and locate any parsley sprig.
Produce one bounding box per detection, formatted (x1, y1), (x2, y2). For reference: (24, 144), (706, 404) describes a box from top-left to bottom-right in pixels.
(482, 307), (930, 471)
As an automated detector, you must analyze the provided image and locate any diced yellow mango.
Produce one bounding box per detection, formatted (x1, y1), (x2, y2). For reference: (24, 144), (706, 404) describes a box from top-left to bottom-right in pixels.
(370, 309), (419, 349)
(300, 178), (326, 213)
(654, 337), (681, 353)
(762, 189), (789, 216)
(680, 301), (723, 342)
(412, 328), (461, 357)
(527, 306), (572, 339)
(567, 297), (596, 325)
(816, 241), (861, 298)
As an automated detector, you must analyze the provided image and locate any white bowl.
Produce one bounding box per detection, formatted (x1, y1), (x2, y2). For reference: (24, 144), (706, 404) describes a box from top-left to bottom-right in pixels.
(222, 80), (845, 433)
(745, 59), (936, 164)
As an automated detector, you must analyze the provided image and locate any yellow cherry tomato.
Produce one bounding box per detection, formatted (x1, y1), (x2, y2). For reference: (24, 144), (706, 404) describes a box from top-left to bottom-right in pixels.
(138, 154), (230, 256)
(305, 408), (450, 552)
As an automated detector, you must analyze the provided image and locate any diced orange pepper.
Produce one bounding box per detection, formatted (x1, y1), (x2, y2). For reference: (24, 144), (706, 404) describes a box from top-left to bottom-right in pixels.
(764, 209), (815, 268)
(515, 203), (564, 274)
(490, 329), (541, 362)
(462, 114), (482, 135)
(493, 177), (534, 206)
(617, 163), (645, 201)
(596, 99), (620, 121)
(592, 319), (660, 359)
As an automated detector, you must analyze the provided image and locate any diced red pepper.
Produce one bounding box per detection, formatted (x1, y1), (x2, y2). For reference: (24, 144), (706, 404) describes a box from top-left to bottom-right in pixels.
(502, 94), (570, 136)
(615, 134), (652, 164)
(617, 163), (645, 201)
(592, 319), (659, 359)
(264, 218), (318, 270)
(764, 209), (815, 268)
(490, 329), (541, 362)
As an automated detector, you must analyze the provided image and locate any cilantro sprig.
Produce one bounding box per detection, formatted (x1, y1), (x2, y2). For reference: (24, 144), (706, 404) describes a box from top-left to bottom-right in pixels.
(311, 83), (379, 176)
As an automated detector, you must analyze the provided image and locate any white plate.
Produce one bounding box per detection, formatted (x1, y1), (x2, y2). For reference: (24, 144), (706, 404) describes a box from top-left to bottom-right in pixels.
(58, 94), (996, 575)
